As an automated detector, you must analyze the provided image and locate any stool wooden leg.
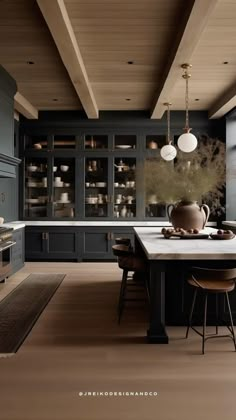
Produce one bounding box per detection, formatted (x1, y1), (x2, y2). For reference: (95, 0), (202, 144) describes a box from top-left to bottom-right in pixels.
(186, 288), (197, 338)
(202, 292), (208, 355)
(225, 292), (236, 351)
(118, 269), (128, 324)
(215, 294), (219, 335)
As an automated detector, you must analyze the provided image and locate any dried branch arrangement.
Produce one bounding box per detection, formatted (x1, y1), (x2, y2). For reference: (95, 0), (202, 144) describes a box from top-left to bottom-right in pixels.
(144, 138), (225, 214)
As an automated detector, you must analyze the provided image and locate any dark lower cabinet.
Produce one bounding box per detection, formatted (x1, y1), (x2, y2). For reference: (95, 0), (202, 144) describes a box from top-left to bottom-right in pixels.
(25, 226), (134, 261)
(81, 228), (134, 260)
(11, 227), (25, 275)
(25, 227), (78, 261)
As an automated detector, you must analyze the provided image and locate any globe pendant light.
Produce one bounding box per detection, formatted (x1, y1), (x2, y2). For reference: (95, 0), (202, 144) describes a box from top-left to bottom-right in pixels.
(177, 64), (198, 153)
(160, 102), (177, 161)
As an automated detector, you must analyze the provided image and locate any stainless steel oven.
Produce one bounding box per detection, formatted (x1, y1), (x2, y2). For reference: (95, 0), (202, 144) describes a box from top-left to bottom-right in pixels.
(0, 228), (16, 282)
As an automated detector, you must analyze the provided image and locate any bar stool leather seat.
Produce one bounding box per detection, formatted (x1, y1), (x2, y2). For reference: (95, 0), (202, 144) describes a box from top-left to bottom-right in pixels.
(186, 266), (236, 354)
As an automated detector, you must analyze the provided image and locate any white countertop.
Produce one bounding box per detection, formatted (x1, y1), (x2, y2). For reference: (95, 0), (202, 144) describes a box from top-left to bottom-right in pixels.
(222, 221), (236, 227)
(2, 221), (25, 231)
(10, 220), (216, 227)
(134, 227), (236, 260)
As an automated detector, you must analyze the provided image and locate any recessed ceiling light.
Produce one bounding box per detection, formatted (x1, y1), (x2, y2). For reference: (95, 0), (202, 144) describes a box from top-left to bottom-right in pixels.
(26, 61), (34, 65)
(127, 61), (134, 65)
(223, 61), (229, 64)
(125, 98), (131, 101)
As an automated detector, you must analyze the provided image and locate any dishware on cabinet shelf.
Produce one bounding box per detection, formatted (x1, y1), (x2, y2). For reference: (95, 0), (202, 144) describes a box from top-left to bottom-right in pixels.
(120, 205), (127, 217)
(60, 165), (69, 172)
(27, 165), (37, 172)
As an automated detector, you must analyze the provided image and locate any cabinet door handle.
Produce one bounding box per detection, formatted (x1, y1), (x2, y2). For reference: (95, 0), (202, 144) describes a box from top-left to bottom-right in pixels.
(107, 232), (110, 241)
(110, 232), (114, 240)
(1, 192), (6, 202)
(42, 232), (46, 240)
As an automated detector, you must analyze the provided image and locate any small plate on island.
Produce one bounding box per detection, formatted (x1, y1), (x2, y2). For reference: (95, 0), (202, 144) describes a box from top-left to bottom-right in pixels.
(161, 228), (209, 239)
(210, 232), (235, 240)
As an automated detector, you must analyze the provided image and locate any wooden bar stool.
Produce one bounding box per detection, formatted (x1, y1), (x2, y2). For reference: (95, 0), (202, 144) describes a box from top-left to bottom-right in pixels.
(112, 244), (148, 323)
(186, 266), (236, 354)
(115, 237), (131, 247)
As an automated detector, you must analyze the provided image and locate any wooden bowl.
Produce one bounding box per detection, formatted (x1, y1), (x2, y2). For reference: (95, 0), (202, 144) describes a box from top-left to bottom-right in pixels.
(210, 233), (235, 240)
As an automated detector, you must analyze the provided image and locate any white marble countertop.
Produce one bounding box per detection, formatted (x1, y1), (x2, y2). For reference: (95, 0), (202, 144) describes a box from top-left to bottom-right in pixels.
(10, 220), (216, 227)
(222, 221), (236, 227)
(2, 221), (25, 231)
(134, 227), (236, 260)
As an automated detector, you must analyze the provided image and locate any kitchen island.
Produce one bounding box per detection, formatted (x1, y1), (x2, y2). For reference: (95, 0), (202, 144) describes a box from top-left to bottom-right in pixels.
(134, 227), (236, 344)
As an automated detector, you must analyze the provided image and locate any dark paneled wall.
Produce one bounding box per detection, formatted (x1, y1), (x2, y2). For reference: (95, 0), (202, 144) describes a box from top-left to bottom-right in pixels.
(0, 66), (18, 222)
(21, 110), (225, 139)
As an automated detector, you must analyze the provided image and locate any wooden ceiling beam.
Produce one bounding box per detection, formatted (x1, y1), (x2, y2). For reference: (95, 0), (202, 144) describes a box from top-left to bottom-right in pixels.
(151, 0), (220, 119)
(209, 85), (236, 119)
(14, 92), (38, 119)
(37, 0), (98, 119)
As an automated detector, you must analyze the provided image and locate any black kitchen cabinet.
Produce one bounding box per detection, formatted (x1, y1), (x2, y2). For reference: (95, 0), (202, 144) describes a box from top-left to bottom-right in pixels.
(20, 128), (171, 222)
(25, 227), (78, 261)
(25, 226), (134, 261)
(11, 227), (25, 275)
(81, 228), (134, 260)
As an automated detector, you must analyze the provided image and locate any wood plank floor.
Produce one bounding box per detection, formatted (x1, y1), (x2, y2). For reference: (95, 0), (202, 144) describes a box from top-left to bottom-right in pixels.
(0, 262), (235, 420)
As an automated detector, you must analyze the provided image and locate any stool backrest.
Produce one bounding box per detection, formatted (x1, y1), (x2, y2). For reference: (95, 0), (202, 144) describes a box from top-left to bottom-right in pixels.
(115, 237), (131, 246)
(192, 266), (236, 281)
(112, 244), (133, 257)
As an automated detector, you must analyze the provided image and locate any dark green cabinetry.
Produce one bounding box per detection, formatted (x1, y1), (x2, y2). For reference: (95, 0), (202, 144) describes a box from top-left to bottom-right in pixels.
(11, 228), (25, 275)
(81, 228), (134, 260)
(25, 227), (78, 261)
(25, 226), (134, 261)
(20, 130), (168, 222)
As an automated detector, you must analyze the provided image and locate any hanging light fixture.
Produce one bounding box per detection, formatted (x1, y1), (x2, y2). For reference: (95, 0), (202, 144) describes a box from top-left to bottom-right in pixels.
(160, 102), (177, 161)
(177, 63), (198, 153)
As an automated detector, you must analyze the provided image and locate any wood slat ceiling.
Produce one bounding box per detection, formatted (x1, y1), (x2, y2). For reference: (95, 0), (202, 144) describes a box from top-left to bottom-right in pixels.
(65, 0), (185, 110)
(0, 0), (82, 110)
(170, 0), (236, 111)
(1, 0), (236, 117)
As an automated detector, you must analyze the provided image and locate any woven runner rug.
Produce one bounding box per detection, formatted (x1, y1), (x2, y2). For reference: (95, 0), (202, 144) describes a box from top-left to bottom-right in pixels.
(0, 273), (65, 354)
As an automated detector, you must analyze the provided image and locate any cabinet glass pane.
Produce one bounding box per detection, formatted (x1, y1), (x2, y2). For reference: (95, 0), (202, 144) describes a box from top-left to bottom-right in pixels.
(114, 135), (136, 150)
(113, 158), (136, 218)
(145, 157), (167, 218)
(53, 135), (76, 149)
(146, 135), (166, 150)
(52, 158), (75, 218)
(84, 135), (108, 149)
(85, 158), (108, 217)
(25, 135), (48, 150)
(24, 158), (48, 218)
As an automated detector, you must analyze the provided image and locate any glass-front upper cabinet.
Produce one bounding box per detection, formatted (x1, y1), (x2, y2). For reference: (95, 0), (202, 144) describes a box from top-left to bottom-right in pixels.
(85, 158), (108, 217)
(24, 157), (49, 218)
(114, 135), (136, 150)
(52, 135), (76, 150)
(144, 157), (166, 218)
(145, 135), (166, 151)
(24, 135), (48, 150)
(113, 157), (136, 218)
(84, 135), (108, 150)
(52, 158), (75, 218)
